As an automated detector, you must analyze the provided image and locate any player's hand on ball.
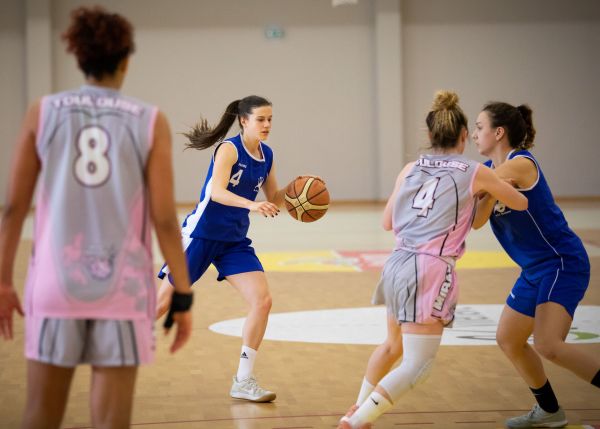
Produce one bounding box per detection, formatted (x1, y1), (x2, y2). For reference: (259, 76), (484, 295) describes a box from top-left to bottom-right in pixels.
(249, 200), (280, 217)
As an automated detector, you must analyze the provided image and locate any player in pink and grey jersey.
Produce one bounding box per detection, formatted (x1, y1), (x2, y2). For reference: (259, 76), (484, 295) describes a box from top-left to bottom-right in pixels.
(338, 91), (528, 429)
(0, 7), (192, 429)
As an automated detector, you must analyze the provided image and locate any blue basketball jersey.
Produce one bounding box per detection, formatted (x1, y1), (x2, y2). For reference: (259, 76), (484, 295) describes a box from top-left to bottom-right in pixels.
(181, 133), (273, 242)
(486, 150), (589, 273)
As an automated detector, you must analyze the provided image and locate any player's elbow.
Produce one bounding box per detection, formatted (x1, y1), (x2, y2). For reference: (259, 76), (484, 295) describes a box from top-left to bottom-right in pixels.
(1, 201), (28, 224)
(511, 195), (528, 211)
(518, 199), (528, 211)
(153, 216), (180, 237)
(210, 188), (226, 204)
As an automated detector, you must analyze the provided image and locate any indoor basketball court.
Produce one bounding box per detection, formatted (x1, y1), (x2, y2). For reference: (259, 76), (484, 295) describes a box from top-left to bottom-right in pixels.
(1, 0), (599, 428)
(0, 202), (598, 428)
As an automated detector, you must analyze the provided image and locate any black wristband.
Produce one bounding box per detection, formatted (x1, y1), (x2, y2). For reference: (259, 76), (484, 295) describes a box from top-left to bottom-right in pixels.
(163, 292), (193, 329)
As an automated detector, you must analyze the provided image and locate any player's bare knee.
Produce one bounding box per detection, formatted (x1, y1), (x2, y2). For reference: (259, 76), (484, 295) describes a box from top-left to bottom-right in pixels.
(496, 332), (520, 356)
(254, 294), (272, 314)
(495, 329), (508, 348)
(533, 338), (560, 362)
(382, 338), (403, 358)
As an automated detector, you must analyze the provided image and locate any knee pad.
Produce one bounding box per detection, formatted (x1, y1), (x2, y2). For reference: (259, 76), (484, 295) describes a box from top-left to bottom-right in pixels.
(378, 334), (441, 401)
(411, 358), (434, 386)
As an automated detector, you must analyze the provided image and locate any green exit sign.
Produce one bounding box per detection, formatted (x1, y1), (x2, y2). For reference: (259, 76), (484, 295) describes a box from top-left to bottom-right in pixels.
(265, 25), (285, 39)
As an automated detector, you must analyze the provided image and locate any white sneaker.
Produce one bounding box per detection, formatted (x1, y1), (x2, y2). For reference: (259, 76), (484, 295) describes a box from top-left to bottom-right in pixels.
(506, 404), (567, 428)
(230, 376), (276, 402)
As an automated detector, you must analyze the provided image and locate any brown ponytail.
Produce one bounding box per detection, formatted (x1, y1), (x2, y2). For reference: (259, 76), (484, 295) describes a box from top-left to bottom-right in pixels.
(516, 104), (536, 150)
(184, 95), (272, 151)
(184, 100), (240, 150)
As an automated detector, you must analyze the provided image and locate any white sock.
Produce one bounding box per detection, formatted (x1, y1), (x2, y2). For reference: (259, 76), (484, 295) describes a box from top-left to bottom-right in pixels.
(348, 391), (393, 427)
(356, 377), (375, 405)
(236, 345), (257, 380)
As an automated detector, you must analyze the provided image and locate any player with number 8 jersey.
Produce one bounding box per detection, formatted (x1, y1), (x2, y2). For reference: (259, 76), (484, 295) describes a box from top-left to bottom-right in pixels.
(35, 85), (158, 311)
(0, 7), (192, 428)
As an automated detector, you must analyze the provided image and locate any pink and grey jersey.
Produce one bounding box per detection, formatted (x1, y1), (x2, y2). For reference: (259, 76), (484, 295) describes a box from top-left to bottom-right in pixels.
(392, 154), (480, 259)
(26, 85), (158, 321)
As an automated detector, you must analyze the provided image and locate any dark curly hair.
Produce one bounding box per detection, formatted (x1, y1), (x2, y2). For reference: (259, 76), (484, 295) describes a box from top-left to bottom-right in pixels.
(62, 6), (135, 80)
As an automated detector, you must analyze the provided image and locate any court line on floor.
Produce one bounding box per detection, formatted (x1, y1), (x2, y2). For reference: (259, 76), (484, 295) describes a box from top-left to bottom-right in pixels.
(63, 408), (600, 429)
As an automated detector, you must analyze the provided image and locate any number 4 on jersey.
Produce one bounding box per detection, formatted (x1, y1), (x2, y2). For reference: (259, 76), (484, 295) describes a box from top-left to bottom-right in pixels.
(412, 177), (440, 217)
(229, 169), (244, 187)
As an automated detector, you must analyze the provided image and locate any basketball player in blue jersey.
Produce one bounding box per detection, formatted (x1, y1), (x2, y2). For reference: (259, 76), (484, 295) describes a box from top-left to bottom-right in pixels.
(156, 96), (285, 402)
(472, 102), (600, 428)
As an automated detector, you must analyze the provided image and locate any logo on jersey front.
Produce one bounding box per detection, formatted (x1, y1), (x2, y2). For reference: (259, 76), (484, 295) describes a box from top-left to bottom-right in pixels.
(254, 177), (264, 192)
(493, 202), (512, 216)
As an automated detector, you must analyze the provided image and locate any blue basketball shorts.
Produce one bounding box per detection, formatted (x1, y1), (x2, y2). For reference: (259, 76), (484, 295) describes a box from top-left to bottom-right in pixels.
(506, 267), (590, 318)
(158, 236), (263, 285)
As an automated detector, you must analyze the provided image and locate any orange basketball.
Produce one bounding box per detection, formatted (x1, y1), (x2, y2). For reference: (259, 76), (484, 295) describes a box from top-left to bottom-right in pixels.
(284, 176), (330, 222)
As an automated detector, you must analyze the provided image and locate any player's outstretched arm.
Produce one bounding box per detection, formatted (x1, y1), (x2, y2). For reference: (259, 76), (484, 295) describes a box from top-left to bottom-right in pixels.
(211, 143), (279, 217)
(0, 101), (41, 340)
(474, 165), (528, 212)
(146, 110), (192, 353)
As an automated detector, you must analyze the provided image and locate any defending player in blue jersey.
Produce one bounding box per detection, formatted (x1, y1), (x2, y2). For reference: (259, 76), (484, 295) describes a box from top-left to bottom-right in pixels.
(156, 96), (285, 402)
(472, 102), (600, 428)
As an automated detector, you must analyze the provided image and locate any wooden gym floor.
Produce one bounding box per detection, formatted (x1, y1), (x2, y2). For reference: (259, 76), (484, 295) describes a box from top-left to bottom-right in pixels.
(0, 202), (599, 429)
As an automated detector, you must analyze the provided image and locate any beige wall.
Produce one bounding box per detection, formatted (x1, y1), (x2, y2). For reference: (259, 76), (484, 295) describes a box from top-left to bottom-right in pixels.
(402, 0), (600, 196)
(51, 0), (378, 202)
(1, 0), (599, 206)
(0, 0), (26, 203)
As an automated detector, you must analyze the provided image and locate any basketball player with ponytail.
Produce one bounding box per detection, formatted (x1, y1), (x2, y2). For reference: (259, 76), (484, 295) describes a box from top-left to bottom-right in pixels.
(338, 91), (527, 429)
(0, 6), (192, 428)
(157, 96), (287, 402)
(472, 102), (600, 428)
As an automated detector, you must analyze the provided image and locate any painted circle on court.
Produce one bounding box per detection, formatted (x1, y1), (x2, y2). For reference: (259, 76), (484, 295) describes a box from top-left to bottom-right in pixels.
(209, 305), (600, 346)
